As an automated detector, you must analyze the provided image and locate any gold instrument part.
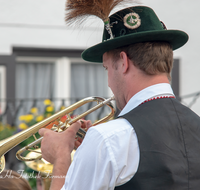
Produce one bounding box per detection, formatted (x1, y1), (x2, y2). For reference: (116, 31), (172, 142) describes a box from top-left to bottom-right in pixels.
(25, 148), (53, 190)
(0, 96), (115, 173)
(25, 149), (54, 176)
(24, 148), (76, 175)
(25, 148), (76, 190)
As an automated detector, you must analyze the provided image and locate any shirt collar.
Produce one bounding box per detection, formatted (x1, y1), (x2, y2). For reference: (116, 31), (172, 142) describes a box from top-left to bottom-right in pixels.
(118, 83), (174, 116)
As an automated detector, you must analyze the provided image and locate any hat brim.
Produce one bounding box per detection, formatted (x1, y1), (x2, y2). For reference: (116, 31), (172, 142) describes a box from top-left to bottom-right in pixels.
(82, 30), (188, 63)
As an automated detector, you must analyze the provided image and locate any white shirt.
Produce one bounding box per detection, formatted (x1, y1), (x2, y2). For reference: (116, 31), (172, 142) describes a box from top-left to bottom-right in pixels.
(61, 83), (174, 190)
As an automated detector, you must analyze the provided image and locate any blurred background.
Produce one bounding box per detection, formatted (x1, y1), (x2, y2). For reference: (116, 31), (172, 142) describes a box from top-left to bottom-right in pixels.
(0, 0), (199, 189)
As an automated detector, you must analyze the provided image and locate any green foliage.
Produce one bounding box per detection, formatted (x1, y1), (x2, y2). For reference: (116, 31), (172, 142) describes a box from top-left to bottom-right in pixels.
(0, 99), (56, 190)
(16, 100), (55, 189)
(0, 123), (15, 140)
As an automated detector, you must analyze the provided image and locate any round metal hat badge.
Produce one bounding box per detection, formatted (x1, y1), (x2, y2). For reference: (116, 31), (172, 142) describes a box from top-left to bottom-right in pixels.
(124, 12), (141, 29)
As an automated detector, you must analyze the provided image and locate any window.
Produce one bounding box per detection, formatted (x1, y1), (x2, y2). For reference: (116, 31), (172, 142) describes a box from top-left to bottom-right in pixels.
(0, 66), (6, 114)
(71, 62), (108, 98)
(15, 55), (110, 123)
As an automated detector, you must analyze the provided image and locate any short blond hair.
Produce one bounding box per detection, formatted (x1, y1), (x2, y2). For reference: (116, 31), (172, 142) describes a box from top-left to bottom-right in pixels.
(108, 42), (173, 80)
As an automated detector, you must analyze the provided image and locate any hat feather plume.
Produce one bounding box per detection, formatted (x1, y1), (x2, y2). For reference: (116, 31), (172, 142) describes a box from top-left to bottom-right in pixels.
(65, 0), (132, 25)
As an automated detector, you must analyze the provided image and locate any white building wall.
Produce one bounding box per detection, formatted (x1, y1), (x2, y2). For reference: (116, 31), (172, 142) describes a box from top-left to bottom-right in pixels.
(0, 0), (103, 54)
(0, 0), (200, 115)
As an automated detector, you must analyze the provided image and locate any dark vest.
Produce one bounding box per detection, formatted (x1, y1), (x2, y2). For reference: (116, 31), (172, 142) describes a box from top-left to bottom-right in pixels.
(115, 98), (200, 190)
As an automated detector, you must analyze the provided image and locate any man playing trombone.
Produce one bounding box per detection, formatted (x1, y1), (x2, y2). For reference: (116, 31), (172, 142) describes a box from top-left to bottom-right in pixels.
(39, 3), (200, 190)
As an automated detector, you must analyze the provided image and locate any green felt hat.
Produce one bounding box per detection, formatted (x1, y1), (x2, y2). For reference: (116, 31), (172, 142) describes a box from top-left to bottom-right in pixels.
(82, 6), (188, 63)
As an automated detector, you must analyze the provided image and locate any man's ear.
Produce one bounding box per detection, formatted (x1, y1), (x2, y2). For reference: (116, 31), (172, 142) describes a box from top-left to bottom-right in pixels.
(120, 51), (129, 74)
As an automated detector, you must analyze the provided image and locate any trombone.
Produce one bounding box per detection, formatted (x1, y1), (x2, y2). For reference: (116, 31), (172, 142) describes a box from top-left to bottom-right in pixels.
(0, 96), (115, 173)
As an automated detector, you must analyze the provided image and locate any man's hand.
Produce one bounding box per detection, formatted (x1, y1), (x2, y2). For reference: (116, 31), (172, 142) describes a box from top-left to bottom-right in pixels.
(38, 119), (92, 164)
(38, 119), (92, 190)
